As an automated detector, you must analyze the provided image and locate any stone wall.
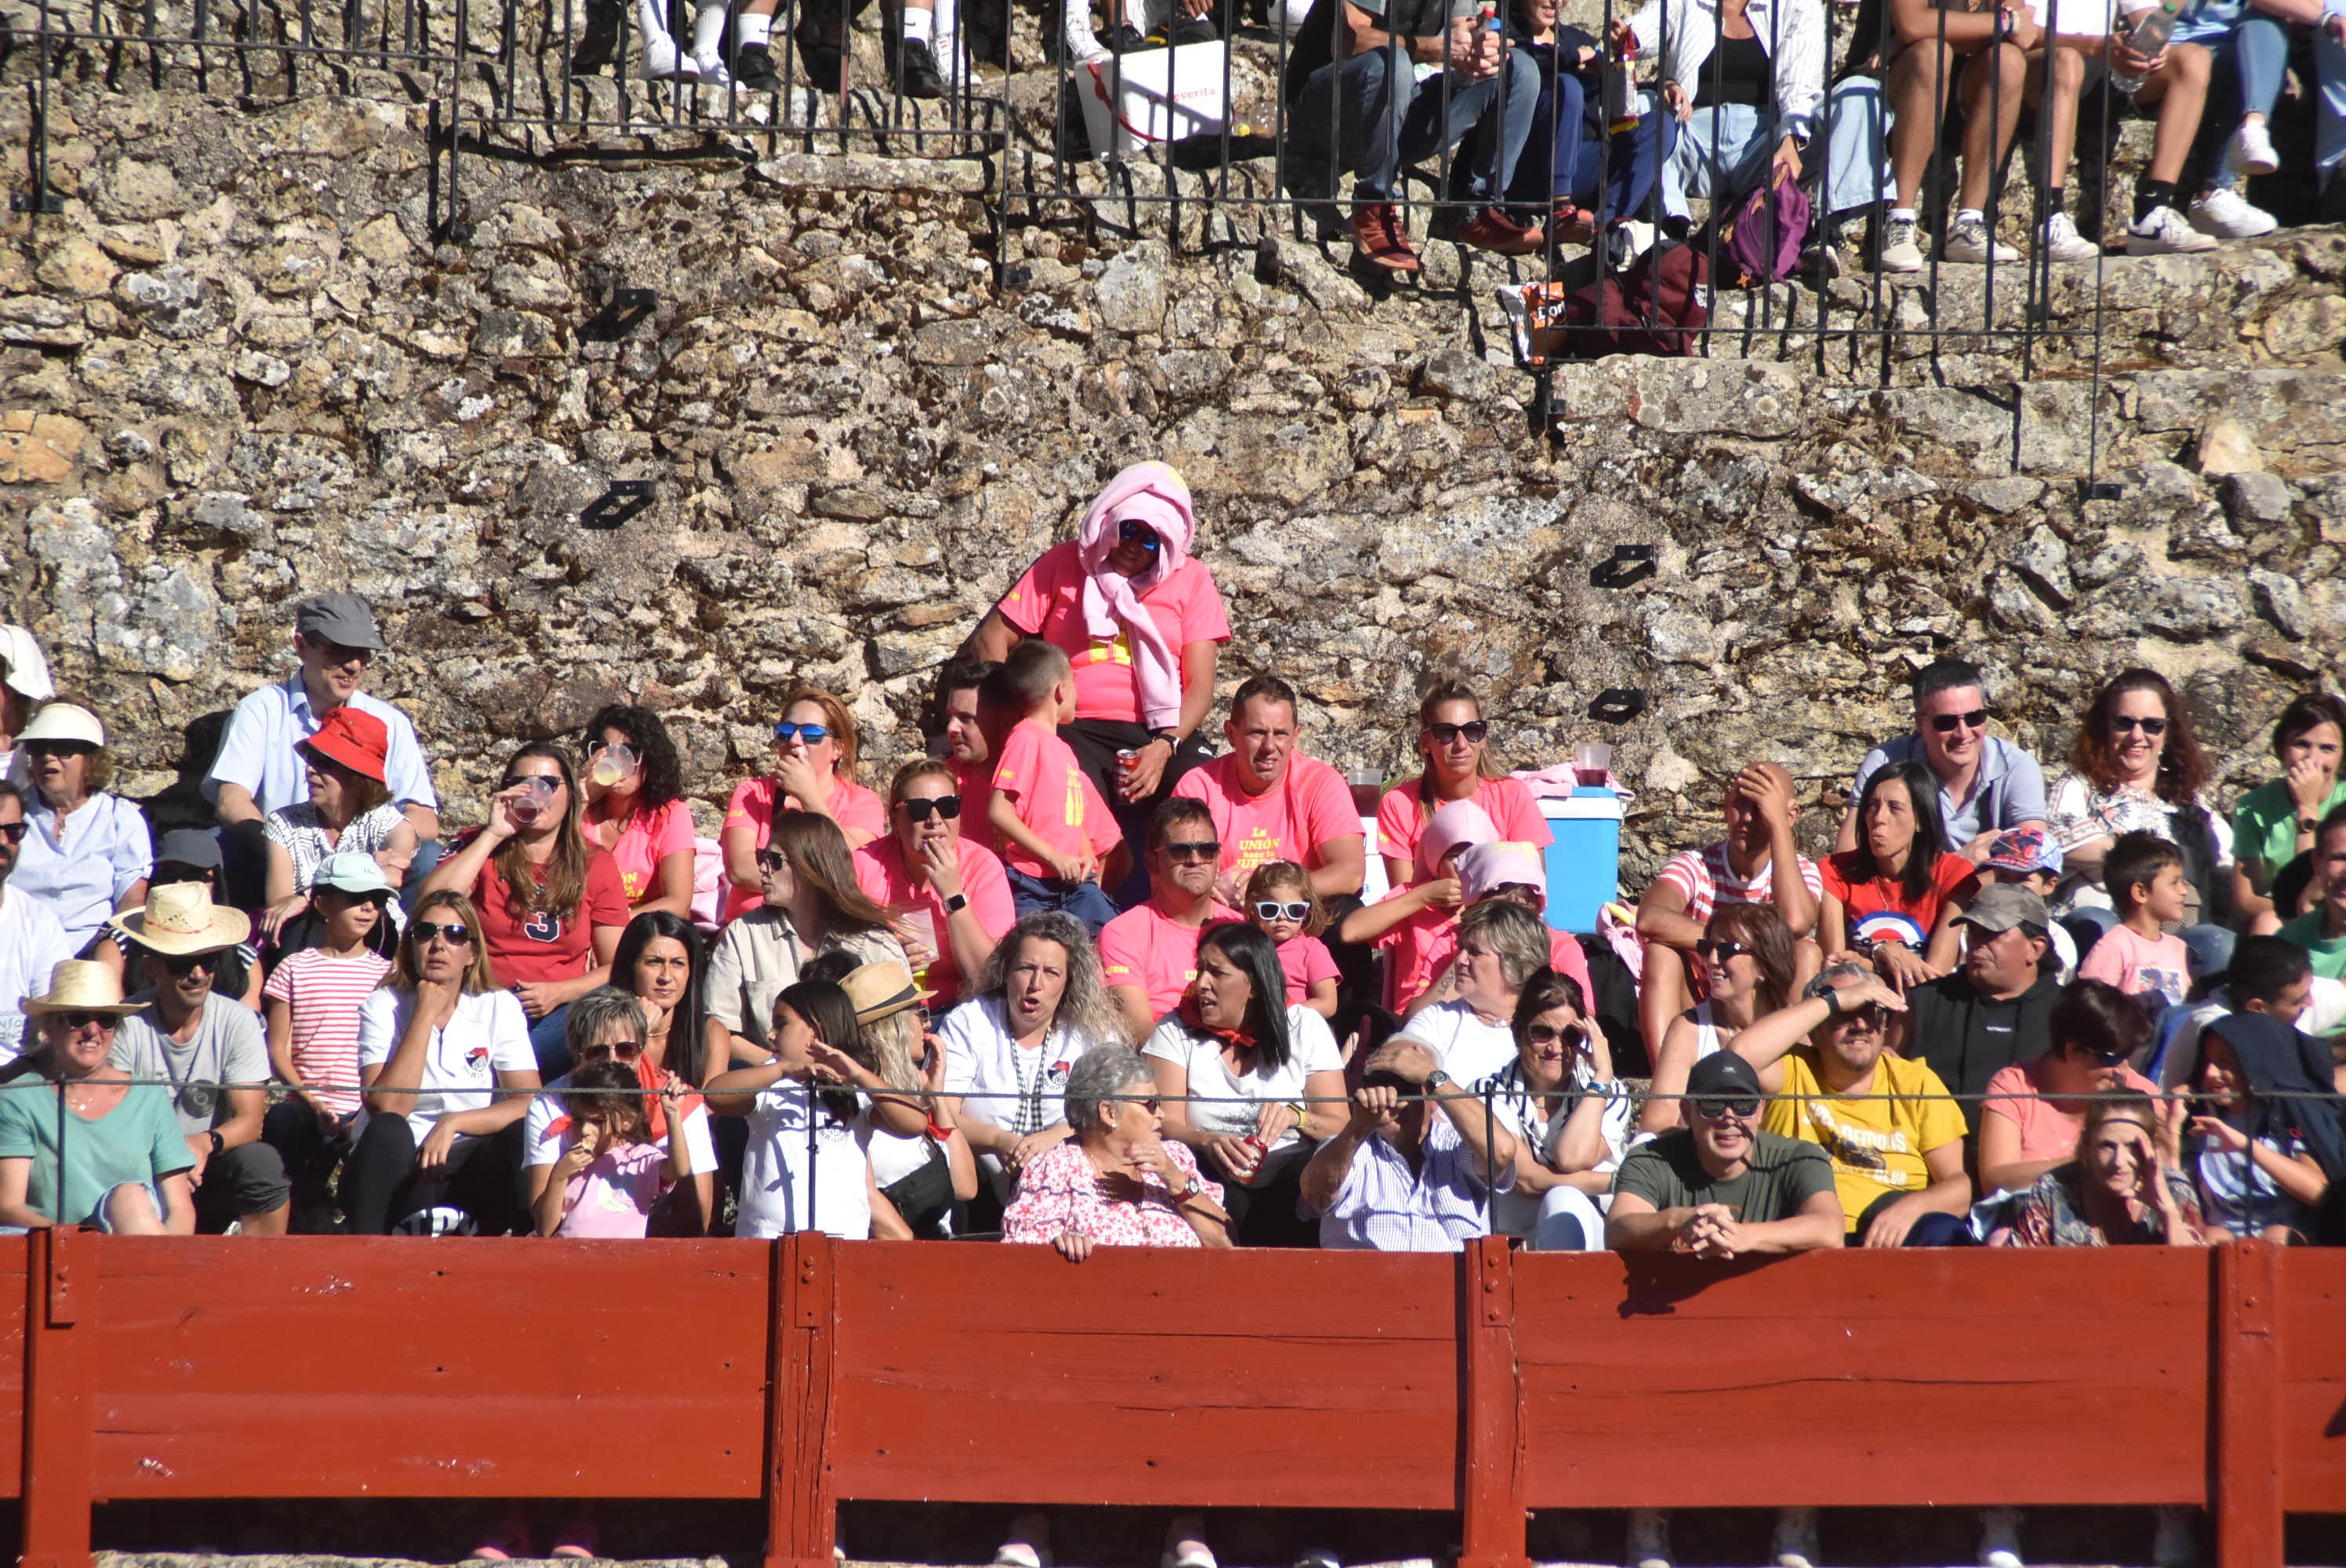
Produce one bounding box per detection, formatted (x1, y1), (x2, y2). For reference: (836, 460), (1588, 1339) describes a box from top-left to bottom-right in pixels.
(2, 71), (2342, 889)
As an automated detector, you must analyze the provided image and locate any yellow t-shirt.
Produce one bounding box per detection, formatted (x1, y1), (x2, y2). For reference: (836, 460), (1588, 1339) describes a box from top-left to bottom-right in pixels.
(1760, 1047), (1969, 1227)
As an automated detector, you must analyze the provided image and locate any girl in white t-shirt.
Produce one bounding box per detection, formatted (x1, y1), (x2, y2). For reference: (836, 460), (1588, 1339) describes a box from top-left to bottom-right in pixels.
(705, 980), (899, 1240)
(1143, 922), (1347, 1246)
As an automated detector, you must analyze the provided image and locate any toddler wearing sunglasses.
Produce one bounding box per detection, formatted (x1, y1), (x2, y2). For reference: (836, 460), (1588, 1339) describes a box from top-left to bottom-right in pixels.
(1244, 862), (1338, 1020)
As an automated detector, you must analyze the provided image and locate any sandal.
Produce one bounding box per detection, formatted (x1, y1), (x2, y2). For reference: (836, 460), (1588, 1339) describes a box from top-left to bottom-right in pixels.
(550, 1516), (600, 1559)
(471, 1512), (532, 1561)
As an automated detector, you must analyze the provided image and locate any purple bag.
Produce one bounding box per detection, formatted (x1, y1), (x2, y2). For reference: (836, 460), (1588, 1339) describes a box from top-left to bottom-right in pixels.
(1722, 176), (1811, 287)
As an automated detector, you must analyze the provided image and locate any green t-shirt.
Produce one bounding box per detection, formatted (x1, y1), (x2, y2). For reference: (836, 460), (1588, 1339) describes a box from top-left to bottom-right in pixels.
(0, 1079), (194, 1226)
(2279, 911), (2346, 982)
(2232, 778), (2346, 887)
(1610, 1128), (1839, 1225)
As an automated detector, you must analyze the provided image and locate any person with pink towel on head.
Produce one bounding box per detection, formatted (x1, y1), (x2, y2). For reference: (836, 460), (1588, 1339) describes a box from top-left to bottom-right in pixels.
(965, 462), (1231, 908)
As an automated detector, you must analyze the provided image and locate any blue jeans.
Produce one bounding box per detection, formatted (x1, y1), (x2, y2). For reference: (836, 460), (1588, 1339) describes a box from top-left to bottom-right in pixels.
(1661, 81), (1889, 223)
(1004, 866), (1120, 938)
(1504, 61), (1676, 222)
(1855, 1191), (1974, 1247)
(1287, 40), (1541, 204)
(2174, 6), (2288, 191)
(528, 1003), (574, 1081)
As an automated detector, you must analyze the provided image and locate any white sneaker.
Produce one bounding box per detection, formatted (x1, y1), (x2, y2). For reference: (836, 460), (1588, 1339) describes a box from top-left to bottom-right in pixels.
(2131, 202), (2221, 252)
(1942, 215), (2019, 263)
(1977, 1506), (2023, 1568)
(2038, 210), (2100, 262)
(688, 49), (732, 84)
(1625, 1507), (1672, 1568)
(2187, 186), (2276, 239)
(1876, 212), (1923, 272)
(2151, 1505), (2196, 1568)
(640, 31), (701, 78)
(1770, 1505), (1819, 1568)
(2228, 118), (2279, 177)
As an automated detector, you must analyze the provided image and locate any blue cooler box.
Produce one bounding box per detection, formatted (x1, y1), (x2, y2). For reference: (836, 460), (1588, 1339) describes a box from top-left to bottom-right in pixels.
(1538, 788), (1623, 935)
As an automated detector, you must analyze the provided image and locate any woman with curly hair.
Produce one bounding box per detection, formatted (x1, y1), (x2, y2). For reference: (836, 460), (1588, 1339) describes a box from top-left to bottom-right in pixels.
(580, 703), (695, 920)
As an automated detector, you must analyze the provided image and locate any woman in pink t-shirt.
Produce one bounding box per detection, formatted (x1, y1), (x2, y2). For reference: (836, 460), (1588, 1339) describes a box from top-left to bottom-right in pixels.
(968, 463), (1230, 902)
(1978, 979), (2170, 1198)
(1376, 679), (1552, 891)
(579, 703), (696, 920)
(720, 688), (886, 923)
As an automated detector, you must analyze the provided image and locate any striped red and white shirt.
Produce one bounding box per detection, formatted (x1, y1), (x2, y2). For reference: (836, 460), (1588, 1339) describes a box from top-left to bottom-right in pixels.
(1651, 841), (1823, 927)
(262, 948), (394, 1115)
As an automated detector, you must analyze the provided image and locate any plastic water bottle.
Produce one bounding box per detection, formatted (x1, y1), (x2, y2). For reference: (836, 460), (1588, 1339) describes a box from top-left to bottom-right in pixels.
(2112, 0), (2177, 96)
(1603, 37), (1640, 134)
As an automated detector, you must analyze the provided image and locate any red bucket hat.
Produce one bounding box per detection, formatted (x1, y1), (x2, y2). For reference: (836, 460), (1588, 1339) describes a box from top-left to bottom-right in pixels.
(300, 706), (390, 782)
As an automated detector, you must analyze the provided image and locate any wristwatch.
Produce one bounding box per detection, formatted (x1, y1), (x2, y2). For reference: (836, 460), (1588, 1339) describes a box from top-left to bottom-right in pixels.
(1423, 1069), (1454, 1094)
(207, 1130), (225, 1156)
(943, 891), (969, 914)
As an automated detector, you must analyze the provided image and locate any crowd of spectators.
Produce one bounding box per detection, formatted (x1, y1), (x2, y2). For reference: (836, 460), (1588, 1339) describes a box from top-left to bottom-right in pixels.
(2, 460), (2344, 1566)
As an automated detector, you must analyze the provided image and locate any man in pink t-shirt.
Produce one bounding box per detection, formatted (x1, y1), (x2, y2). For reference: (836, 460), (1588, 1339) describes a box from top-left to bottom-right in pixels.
(1173, 674), (1366, 907)
(1099, 798), (1239, 1040)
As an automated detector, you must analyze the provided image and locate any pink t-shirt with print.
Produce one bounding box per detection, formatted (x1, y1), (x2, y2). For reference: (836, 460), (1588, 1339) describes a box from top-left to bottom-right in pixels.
(996, 541), (1232, 724)
(2076, 924), (2192, 1011)
(1173, 752), (1362, 878)
(1099, 897), (1241, 1023)
(583, 797), (695, 909)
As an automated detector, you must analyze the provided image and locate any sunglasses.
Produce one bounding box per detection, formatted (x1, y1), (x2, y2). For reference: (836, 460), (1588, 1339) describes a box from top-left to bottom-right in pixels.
(22, 741), (94, 759)
(1163, 840), (1222, 864)
(0, 822), (24, 845)
(1694, 939), (1751, 964)
(773, 721), (830, 744)
(756, 848), (790, 873)
(53, 1011), (118, 1032)
(1837, 1004), (1889, 1033)
(1255, 900), (1312, 923)
(1928, 709), (1989, 734)
(1691, 1095), (1761, 1120)
(2110, 716), (2168, 736)
(149, 866), (216, 887)
(1121, 1094), (1163, 1114)
(583, 1038), (646, 1061)
(413, 921), (475, 947)
(2071, 1041), (2132, 1067)
(307, 639), (376, 666)
(1523, 1022), (1584, 1047)
(1117, 519), (1162, 552)
(162, 951), (220, 976)
(1424, 721), (1490, 746)
(898, 795), (963, 822)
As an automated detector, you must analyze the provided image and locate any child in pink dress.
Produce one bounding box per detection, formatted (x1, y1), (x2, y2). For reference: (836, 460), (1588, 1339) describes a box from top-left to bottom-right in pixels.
(532, 1059), (683, 1239)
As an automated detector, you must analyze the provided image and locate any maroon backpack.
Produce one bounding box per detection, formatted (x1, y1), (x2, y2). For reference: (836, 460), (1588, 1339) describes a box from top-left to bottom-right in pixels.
(1561, 241), (1710, 358)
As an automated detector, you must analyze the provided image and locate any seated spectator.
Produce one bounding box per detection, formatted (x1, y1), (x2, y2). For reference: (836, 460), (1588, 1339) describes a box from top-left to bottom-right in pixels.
(1977, 979), (2163, 1197)
(1392, 898), (1560, 1083)
(855, 760), (1015, 1012)
(2031, 0), (2216, 258)
(1642, 902), (1799, 1133)
(720, 687), (885, 923)
(0, 782), (76, 1063)
(1905, 884), (2062, 1102)
(1974, 829), (2077, 982)
(1499, 0), (1676, 249)
(1375, 681), (1553, 893)
(343, 890), (541, 1236)
(1732, 962), (1973, 1246)
(1146, 923), (1348, 1246)
(1244, 862), (1340, 1019)
(968, 463), (1228, 906)
(205, 593), (439, 907)
(705, 814), (908, 1071)
(13, 702), (151, 957)
(2075, 833), (2195, 1009)
(614, 910), (725, 1091)
(0, 622), (54, 786)
(95, 830), (262, 1010)
(2279, 804), (2346, 982)
(256, 706), (416, 954)
(108, 883), (290, 1236)
(1340, 797), (1486, 1012)
(841, 959), (978, 1238)
(986, 640), (1126, 934)
(2006, 1092), (2210, 1247)
(1821, 759), (1976, 989)
(261, 851), (397, 1232)
(1838, 659), (2047, 862)
(1414, 841), (1595, 1009)
(2047, 669), (2232, 975)
(1099, 799), (1240, 1040)
(0, 960), (194, 1234)
(1172, 675), (1366, 903)
(2147, 934), (2323, 1090)
(2231, 692), (2346, 935)
(530, 1055), (684, 1239)
(1476, 969), (1633, 1250)
(525, 987), (716, 1237)
(929, 656), (1000, 818)
(1868, 0), (2040, 269)
(579, 703), (696, 919)
(1634, 760), (1821, 1062)
(2181, 1011), (2342, 1241)
(940, 912), (1128, 1203)
(421, 743), (630, 1077)
(2165, 0), (2308, 241)
(1279, 0), (1546, 270)
(1302, 1036), (1520, 1249)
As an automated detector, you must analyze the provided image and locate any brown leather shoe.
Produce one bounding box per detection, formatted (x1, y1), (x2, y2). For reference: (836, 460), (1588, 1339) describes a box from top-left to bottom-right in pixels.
(1350, 202), (1421, 273)
(1550, 200), (1596, 245)
(1451, 205), (1545, 256)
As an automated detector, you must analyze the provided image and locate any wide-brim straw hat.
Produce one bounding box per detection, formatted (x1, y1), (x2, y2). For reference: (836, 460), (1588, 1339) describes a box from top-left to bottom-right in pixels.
(841, 959), (935, 1025)
(20, 959), (141, 1018)
(107, 881), (252, 956)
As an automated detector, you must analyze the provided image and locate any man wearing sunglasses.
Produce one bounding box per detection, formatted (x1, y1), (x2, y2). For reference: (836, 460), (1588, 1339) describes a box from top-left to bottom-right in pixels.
(0, 782), (76, 1063)
(1608, 1050), (1843, 1253)
(107, 884), (292, 1236)
(1099, 799), (1242, 1041)
(1171, 676), (1366, 908)
(1836, 658), (2048, 869)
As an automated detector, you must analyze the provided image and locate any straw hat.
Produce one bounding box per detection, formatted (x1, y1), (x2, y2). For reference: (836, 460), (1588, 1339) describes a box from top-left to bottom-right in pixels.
(20, 960), (140, 1018)
(841, 959), (935, 1025)
(107, 881), (252, 956)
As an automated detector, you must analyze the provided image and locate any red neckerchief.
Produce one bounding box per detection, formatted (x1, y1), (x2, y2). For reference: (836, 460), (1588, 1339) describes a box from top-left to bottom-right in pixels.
(1178, 993), (1255, 1052)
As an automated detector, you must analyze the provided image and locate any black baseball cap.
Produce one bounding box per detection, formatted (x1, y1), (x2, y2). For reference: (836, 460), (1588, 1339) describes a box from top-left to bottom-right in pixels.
(1685, 1051), (1763, 1105)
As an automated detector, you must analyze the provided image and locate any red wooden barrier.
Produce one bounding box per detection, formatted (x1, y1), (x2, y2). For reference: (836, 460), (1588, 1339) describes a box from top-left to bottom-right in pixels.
(7, 1234), (2342, 1568)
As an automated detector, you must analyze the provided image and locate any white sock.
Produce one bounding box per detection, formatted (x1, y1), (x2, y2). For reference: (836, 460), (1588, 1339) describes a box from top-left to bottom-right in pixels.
(901, 5), (933, 40)
(1956, 207), (1983, 226)
(1889, 206), (1915, 223)
(636, 0), (675, 46)
(692, 0), (728, 56)
(736, 9), (771, 45)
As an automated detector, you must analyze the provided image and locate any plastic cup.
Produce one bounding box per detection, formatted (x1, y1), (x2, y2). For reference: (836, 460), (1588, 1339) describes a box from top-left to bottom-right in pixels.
(589, 742), (637, 789)
(1573, 742), (1613, 786)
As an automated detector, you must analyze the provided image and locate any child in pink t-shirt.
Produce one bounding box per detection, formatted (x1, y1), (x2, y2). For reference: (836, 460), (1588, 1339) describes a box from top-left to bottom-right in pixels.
(1246, 862), (1339, 1019)
(2076, 832), (2193, 1009)
(532, 1059), (682, 1239)
(986, 641), (1123, 935)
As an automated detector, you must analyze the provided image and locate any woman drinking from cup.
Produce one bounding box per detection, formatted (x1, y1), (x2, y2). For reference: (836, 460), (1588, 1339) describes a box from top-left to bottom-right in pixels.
(580, 703), (696, 920)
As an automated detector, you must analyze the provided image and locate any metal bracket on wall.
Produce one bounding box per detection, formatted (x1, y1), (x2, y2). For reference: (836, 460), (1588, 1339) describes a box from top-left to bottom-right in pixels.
(581, 480), (655, 532)
(582, 288), (658, 341)
(1589, 544), (1657, 590)
(1589, 688), (1648, 725)
(2080, 480), (2123, 502)
(10, 192), (62, 215)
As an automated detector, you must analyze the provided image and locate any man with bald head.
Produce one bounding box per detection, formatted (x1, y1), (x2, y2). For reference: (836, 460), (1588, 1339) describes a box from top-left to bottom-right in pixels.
(1635, 763), (1823, 1063)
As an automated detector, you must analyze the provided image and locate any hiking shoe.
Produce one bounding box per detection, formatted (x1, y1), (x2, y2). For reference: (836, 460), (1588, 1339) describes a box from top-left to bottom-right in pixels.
(1105, 21), (1150, 50)
(2039, 210), (2099, 262)
(1876, 212), (1923, 271)
(2187, 186), (2274, 238)
(899, 35), (946, 96)
(1770, 1506), (1819, 1568)
(1350, 202), (1421, 272)
(1433, 203), (1544, 255)
(1625, 1508), (1672, 1568)
(1603, 218), (1652, 270)
(1941, 214), (2018, 263)
(1977, 1506), (2024, 1568)
(2227, 118), (2279, 177)
(734, 39), (782, 88)
(2135, 201), (2221, 251)
(568, 0), (623, 71)
(1167, 10), (1217, 42)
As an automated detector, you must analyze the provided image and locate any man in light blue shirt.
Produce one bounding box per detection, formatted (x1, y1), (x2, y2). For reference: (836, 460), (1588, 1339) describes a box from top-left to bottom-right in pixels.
(1302, 1037), (1516, 1251)
(1837, 657), (2048, 866)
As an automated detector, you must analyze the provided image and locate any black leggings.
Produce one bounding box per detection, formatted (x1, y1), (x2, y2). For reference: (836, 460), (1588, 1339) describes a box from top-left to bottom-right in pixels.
(339, 1113), (526, 1236)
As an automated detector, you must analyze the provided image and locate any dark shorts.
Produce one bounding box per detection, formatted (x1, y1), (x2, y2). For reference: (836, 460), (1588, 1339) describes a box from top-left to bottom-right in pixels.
(194, 1138), (292, 1231)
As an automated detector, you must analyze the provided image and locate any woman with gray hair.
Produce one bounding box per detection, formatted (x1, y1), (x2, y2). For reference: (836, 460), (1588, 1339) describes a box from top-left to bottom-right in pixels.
(939, 912), (1128, 1202)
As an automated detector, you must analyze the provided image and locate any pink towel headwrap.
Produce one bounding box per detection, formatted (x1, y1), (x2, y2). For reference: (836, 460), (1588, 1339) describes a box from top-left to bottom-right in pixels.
(1076, 461), (1196, 733)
